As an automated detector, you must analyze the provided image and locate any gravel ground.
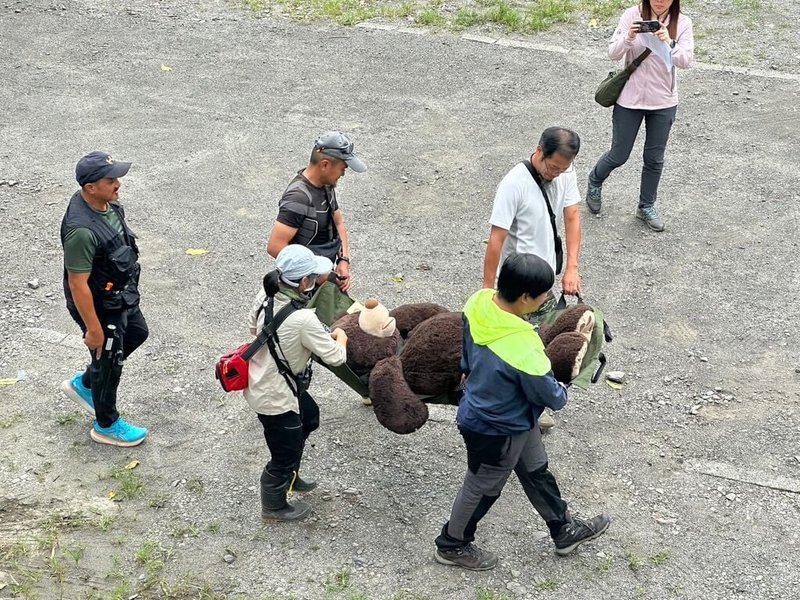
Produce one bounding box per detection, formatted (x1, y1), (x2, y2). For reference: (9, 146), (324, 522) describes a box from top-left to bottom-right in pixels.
(1, 1), (799, 599)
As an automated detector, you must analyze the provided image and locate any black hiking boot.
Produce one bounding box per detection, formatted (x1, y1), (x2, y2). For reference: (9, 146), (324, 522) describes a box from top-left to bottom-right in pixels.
(553, 514), (611, 555)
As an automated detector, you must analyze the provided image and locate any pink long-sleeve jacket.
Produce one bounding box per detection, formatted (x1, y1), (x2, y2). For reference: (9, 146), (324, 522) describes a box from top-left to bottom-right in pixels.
(609, 6), (695, 110)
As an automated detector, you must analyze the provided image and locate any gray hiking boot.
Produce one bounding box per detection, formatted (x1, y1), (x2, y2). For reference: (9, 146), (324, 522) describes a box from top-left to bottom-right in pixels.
(553, 514), (611, 556)
(434, 543), (498, 571)
(586, 177), (603, 214)
(635, 206), (665, 232)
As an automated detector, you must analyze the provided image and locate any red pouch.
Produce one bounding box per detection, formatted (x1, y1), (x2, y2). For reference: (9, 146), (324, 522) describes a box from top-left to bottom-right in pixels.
(215, 343), (251, 392)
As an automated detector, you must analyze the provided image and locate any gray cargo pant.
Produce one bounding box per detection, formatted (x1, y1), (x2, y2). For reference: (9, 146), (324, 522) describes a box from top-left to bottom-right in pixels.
(435, 425), (569, 549)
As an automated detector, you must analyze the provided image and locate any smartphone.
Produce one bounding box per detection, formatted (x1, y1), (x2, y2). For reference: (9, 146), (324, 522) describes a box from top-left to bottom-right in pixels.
(635, 20), (662, 33)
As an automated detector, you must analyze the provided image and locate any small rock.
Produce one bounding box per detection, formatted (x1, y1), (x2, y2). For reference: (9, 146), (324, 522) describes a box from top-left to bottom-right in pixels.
(606, 371), (625, 383)
(342, 488), (359, 496)
(223, 553), (235, 564)
(700, 356), (709, 363)
(725, 493), (736, 501)
(27, 279), (40, 289)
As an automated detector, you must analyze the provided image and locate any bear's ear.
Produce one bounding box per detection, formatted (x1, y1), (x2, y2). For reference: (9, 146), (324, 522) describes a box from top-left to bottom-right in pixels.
(545, 332), (589, 384)
(540, 306), (595, 346)
(369, 356), (429, 434)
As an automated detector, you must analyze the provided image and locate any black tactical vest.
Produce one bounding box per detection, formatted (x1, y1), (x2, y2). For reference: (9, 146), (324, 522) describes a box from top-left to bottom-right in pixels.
(60, 192), (141, 313)
(279, 179), (341, 262)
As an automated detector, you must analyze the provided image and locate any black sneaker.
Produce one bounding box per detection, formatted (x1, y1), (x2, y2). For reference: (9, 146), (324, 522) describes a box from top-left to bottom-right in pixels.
(553, 514), (611, 556)
(434, 543), (498, 571)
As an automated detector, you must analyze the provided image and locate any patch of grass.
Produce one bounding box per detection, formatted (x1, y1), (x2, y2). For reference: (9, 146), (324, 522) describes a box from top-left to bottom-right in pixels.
(478, 589), (511, 600)
(734, 0), (761, 9)
(134, 540), (167, 583)
(110, 579), (132, 600)
(207, 521), (221, 534)
(534, 576), (561, 591)
(92, 514), (116, 531)
(324, 568), (351, 593)
(148, 493), (169, 509)
(241, 0), (599, 34)
(9, 564), (42, 599)
(451, 7), (482, 30)
(391, 593), (428, 600)
(650, 547), (672, 566)
(63, 544), (86, 567)
(187, 478), (205, 495)
(626, 550), (644, 571)
(55, 412), (81, 425)
(597, 556), (614, 573)
(416, 8), (446, 26)
(108, 465), (145, 500)
(1, 539), (32, 561)
(171, 522), (201, 538)
(580, 0), (626, 21)
(525, 0), (577, 33)
(0, 414), (21, 428)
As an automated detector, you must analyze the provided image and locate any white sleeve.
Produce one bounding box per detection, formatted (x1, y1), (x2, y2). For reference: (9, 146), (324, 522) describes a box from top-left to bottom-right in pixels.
(299, 314), (347, 367)
(560, 168), (581, 208)
(246, 294), (262, 337)
(489, 174), (520, 230)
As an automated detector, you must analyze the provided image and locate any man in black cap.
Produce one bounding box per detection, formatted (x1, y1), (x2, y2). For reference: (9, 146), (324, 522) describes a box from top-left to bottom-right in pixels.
(266, 131), (367, 294)
(60, 151), (149, 447)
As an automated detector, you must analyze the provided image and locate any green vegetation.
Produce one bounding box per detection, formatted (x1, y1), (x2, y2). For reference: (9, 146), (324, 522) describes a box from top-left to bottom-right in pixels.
(243, 0), (631, 33)
(478, 589), (512, 600)
(650, 547), (672, 566)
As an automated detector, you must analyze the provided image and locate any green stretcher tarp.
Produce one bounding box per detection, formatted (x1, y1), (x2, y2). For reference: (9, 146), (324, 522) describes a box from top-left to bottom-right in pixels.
(307, 284), (609, 399)
(537, 295), (610, 390)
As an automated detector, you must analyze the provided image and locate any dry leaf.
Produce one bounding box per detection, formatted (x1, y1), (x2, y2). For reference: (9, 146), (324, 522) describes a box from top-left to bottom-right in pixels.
(108, 489), (119, 501)
(0, 378), (17, 386)
(186, 248), (209, 256)
(606, 380), (623, 390)
(589, 18), (599, 29)
(124, 460), (140, 470)
(391, 276), (404, 283)
(161, 64), (173, 72)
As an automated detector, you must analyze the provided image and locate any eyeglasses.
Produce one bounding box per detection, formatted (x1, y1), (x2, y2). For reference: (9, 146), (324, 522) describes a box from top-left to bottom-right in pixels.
(543, 156), (573, 177)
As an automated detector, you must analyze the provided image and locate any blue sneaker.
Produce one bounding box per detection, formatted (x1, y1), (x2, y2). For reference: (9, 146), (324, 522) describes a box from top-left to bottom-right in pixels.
(90, 418), (148, 447)
(61, 373), (95, 416)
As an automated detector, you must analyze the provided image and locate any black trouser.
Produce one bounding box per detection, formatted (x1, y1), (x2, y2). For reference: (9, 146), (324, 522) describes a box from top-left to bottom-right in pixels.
(436, 425), (569, 550)
(68, 305), (149, 427)
(257, 391), (320, 484)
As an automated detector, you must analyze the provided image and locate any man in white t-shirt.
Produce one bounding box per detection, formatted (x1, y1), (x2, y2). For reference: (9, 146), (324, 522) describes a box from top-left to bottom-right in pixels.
(483, 127), (583, 299)
(482, 127), (583, 432)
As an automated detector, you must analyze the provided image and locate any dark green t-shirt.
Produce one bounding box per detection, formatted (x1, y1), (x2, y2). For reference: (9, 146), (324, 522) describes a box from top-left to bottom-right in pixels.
(63, 201), (125, 273)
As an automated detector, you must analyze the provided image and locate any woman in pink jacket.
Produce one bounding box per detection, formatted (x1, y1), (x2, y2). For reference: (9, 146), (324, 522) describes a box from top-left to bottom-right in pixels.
(587, 0), (694, 231)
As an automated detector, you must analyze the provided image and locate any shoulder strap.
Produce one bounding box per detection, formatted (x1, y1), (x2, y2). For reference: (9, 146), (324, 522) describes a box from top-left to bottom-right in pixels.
(625, 49), (652, 74)
(282, 180), (316, 218)
(522, 160), (564, 275)
(241, 296), (301, 361)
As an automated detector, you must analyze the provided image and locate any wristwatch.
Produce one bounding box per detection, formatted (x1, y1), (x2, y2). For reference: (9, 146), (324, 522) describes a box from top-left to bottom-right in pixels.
(338, 255), (351, 264)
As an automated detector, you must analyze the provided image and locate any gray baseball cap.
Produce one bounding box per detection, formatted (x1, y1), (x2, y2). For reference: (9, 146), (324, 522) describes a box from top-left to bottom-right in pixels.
(314, 131), (367, 173)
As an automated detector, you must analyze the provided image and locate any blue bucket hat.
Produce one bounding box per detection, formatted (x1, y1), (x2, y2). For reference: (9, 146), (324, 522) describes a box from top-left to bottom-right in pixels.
(276, 245), (333, 286)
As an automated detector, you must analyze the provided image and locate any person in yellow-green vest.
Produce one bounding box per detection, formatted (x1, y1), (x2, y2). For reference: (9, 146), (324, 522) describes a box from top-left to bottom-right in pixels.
(434, 253), (611, 571)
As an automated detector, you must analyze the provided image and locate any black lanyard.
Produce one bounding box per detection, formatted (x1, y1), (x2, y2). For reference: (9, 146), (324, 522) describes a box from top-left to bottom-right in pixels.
(522, 160), (563, 275)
